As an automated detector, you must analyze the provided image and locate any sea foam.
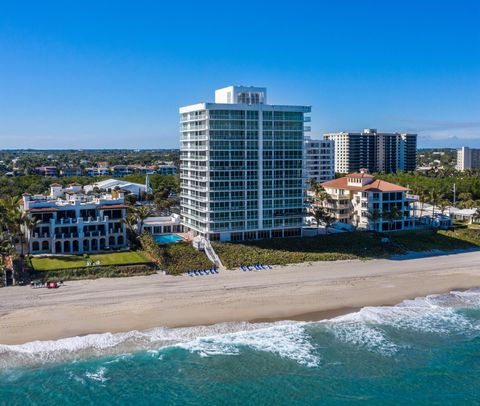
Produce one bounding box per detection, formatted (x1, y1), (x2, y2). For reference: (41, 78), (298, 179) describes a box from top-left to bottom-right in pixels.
(2, 289), (480, 369)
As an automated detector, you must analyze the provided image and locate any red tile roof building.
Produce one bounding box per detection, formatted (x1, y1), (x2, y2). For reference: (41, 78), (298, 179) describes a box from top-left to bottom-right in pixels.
(319, 172), (417, 232)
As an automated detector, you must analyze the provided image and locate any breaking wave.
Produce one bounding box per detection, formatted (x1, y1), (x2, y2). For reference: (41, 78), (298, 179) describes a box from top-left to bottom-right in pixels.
(2, 289), (480, 369)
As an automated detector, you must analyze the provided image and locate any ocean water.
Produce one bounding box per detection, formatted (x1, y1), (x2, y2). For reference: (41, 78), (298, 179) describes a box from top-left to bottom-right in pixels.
(2, 290), (480, 405)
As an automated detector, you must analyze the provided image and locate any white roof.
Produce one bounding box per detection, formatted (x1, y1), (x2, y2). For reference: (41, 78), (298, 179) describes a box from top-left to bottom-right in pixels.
(93, 178), (145, 189)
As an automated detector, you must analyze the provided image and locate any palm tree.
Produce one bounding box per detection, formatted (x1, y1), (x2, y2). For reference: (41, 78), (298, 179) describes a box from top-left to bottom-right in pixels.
(471, 208), (480, 225)
(367, 208), (382, 233)
(0, 233), (15, 286)
(417, 188), (429, 219)
(311, 206), (335, 234)
(135, 205), (153, 234)
(437, 199), (450, 216)
(322, 210), (336, 234)
(311, 206), (325, 234)
(383, 206), (403, 235)
(23, 215), (41, 256)
(429, 189), (443, 218)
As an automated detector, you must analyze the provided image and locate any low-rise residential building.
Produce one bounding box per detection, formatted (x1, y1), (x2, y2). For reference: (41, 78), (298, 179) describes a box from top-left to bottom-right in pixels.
(320, 171), (417, 231)
(61, 167), (83, 177)
(84, 178), (152, 198)
(305, 138), (335, 183)
(158, 165), (178, 175)
(112, 165), (134, 177)
(142, 214), (182, 235)
(86, 167), (110, 177)
(32, 166), (58, 177)
(22, 184), (128, 255)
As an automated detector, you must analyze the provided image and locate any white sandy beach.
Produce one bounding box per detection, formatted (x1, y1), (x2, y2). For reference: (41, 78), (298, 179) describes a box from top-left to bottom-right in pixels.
(1, 250), (480, 345)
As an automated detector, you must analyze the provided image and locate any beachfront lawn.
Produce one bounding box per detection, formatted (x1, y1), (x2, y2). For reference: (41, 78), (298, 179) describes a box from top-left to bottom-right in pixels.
(213, 228), (480, 269)
(30, 251), (151, 271)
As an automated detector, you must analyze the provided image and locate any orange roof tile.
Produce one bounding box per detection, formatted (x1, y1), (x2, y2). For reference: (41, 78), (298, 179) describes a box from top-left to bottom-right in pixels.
(346, 173), (373, 178)
(321, 177), (363, 190)
(321, 177), (408, 192)
(362, 180), (408, 192)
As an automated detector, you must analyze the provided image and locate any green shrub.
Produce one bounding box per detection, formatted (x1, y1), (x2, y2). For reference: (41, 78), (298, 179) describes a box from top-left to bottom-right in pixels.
(139, 233), (211, 275)
(213, 229), (480, 269)
(162, 242), (212, 275)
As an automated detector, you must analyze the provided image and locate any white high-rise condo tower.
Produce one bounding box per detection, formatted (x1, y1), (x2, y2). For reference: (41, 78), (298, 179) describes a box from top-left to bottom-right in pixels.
(456, 147), (480, 171)
(304, 138), (335, 183)
(324, 129), (417, 174)
(180, 85), (311, 242)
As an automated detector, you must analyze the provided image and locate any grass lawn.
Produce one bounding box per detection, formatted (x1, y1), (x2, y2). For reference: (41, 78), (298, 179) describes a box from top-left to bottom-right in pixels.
(213, 229), (480, 269)
(30, 251), (151, 271)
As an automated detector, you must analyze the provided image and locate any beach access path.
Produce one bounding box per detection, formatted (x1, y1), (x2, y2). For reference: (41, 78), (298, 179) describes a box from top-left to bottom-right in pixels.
(1, 250), (480, 345)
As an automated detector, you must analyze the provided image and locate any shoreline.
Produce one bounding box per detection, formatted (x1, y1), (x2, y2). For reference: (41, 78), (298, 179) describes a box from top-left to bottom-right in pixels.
(1, 250), (480, 345)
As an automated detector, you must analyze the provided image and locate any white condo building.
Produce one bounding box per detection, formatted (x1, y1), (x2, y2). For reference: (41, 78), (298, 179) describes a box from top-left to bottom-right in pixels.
(324, 129), (417, 174)
(456, 147), (480, 171)
(305, 138), (335, 183)
(180, 85), (311, 242)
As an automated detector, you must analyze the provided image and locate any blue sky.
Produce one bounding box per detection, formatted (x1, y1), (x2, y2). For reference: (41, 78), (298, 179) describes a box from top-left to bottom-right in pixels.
(0, 0), (479, 149)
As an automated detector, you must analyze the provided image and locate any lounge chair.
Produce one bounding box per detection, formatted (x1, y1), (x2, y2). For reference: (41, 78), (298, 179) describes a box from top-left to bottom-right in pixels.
(194, 270), (199, 276)
(246, 265), (252, 271)
(266, 264), (272, 269)
(214, 268), (219, 274)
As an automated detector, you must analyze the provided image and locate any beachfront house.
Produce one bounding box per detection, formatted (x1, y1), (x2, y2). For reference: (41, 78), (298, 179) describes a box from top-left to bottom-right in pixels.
(22, 184), (128, 255)
(320, 171), (417, 232)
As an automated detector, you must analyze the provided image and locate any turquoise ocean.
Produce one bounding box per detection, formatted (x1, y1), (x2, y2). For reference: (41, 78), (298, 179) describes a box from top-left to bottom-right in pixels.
(2, 289), (480, 405)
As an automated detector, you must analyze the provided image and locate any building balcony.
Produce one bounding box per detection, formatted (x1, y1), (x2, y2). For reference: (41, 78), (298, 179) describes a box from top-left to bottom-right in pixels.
(180, 125), (207, 131)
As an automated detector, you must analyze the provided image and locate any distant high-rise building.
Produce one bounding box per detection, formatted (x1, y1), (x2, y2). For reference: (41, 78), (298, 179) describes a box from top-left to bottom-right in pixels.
(180, 85), (311, 242)
(456, 147), (480, 171)
(324, 129), (417, 174)
(305, 138), (334, 183)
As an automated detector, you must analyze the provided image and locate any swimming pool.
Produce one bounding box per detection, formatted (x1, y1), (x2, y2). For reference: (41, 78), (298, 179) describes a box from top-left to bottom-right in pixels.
(154, 234), (184, 244)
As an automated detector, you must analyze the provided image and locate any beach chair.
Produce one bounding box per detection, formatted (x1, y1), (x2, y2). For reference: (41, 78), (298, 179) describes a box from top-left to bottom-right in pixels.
(214, 268), (219, 274)
(246, 265), (253, 271)
(194, 270), (199, 276)
(267, 264), (272, 269)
